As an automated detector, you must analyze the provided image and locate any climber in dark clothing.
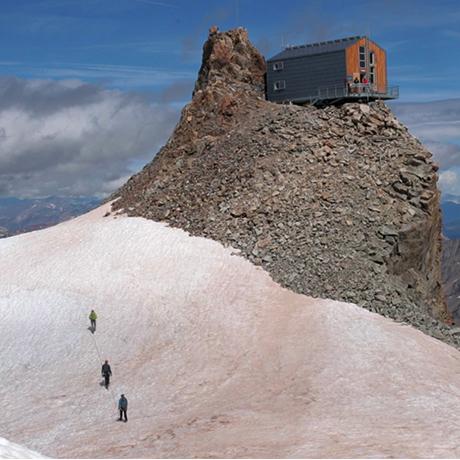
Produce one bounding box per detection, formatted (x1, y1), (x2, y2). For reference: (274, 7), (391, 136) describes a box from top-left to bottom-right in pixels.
(118, 394), (128, 422)
(101, 360), (112, 389)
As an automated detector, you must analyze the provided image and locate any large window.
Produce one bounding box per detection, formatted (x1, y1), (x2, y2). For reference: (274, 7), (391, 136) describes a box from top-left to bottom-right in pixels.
(369, 52), (375, 65)
(273, 62), (284, 71)
(370, 66), (375, 84)
(274, 80), (286, 91)
(359, 46), (366, 68)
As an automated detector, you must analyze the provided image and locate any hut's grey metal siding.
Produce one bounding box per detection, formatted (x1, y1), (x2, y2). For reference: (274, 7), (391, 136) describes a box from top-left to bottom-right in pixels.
(270, 36), (360, 60)
(267, 50), (347, 103)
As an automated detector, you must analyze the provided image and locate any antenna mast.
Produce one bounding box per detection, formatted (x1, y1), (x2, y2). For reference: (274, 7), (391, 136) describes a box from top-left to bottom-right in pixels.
(236, 0), (239, 27)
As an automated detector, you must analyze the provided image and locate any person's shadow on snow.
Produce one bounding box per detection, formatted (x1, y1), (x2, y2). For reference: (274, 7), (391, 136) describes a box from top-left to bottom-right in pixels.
(87, 326), (95, 334)
(99, 380), (109, 389)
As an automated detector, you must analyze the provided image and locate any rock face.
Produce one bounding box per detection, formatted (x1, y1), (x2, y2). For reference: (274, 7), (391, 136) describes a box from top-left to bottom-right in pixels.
(443, 239), (460, 323)
(112, 28), (453, 344)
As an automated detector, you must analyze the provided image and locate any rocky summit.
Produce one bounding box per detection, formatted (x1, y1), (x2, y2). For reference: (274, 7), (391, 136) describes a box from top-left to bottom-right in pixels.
(112, 28), (457, 346)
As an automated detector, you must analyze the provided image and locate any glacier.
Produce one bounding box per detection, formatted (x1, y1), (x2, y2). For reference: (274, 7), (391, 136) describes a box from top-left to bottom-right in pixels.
(1, 204), (460, 457)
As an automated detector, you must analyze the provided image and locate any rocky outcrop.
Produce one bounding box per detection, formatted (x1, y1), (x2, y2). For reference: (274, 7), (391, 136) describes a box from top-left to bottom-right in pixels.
(112, 28), (455, 345)
(443, 239), (460, 323)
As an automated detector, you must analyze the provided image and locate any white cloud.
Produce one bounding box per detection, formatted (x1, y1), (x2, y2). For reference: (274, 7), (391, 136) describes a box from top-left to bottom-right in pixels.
(0, 77), (179, 197)
(439, 170), (460, 196)
(131, 0), (179, 8)
(392, 98), (460, 199)
(408, 120), (460, 141)
(423, 142), (460, 170)
(0, 62), (196, 89)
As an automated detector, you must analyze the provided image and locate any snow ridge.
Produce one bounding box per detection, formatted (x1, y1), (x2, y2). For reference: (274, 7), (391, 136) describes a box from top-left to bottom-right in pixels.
(0, 437), (47, 459)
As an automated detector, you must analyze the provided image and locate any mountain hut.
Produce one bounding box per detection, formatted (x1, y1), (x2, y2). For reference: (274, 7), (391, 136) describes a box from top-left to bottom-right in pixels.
(266, 36), (399, 105)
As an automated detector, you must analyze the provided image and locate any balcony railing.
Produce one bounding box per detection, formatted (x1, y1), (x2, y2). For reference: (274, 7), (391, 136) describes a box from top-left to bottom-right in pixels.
(310, 84), (399, 103)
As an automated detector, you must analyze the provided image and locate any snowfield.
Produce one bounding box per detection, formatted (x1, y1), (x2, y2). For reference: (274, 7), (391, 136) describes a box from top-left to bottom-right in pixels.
(0, 437), (46, 459)
(1, 204), (460, 458)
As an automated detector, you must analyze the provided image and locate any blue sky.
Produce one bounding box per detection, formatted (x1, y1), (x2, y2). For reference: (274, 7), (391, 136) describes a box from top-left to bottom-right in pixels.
(0, 0), (459, 198)
(1, 0), (460, 100)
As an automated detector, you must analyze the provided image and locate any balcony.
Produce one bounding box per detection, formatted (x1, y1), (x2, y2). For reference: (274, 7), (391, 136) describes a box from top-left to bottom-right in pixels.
(307, 84), (399, 105)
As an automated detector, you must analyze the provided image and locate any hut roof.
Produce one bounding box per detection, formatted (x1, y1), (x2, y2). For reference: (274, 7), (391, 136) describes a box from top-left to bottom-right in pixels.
(268, 36), (363, 61)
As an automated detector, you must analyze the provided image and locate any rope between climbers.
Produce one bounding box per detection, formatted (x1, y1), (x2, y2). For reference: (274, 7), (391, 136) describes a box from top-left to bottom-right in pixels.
(88, 326), (153, 421)
(90, 332), (118, 408)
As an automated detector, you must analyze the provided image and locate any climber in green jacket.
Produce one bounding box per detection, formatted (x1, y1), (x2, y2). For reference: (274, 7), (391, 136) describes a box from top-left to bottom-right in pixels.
(89, 309), (97, 333)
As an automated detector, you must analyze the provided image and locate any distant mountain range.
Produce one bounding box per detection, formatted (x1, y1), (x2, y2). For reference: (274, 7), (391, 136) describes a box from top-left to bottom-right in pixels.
(443, 193), (460, 204)
(443, 239), (460, 323)
(0, 196), (100, 237)
(442, 196), (460, 239)
(440, 195), (460, 324)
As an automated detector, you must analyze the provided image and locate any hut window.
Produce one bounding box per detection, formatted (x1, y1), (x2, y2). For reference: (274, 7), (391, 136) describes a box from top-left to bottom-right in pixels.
(273, 62), (284, 71)
(369, 52), (375, 65)
(274, 80), (286, 91)
(359, 46), (366, 68)
(370, 66), (375, 84)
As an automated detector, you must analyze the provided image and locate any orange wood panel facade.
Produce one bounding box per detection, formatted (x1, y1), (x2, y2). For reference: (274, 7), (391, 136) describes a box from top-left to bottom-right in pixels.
(345, 37), (387, 93)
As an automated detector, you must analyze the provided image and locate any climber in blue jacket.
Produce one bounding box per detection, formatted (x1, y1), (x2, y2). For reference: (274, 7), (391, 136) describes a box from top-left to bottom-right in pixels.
(118, 394), (128, 422)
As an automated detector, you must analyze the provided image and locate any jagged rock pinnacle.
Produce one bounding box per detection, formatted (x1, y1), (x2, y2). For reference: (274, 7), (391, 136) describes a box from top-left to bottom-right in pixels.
(193, 27), (266, 96)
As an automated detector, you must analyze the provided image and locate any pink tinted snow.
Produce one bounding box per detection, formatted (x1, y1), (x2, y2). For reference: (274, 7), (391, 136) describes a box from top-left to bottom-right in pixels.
(0, 204), (460, 458)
